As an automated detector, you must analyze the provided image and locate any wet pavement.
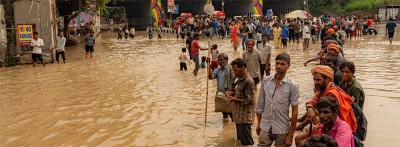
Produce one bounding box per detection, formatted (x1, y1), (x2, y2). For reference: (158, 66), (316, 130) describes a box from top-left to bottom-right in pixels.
(1, 24), (400, 146)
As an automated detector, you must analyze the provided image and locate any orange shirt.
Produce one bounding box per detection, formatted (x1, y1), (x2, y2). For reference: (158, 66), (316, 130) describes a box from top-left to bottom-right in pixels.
(307, 83), (357, 132)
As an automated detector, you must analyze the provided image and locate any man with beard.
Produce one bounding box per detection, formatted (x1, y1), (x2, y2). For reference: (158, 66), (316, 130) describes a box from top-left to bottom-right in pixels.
(207, 53), (235, 122)
(225, 58), (256, 146)
(256, 53), (299, 147)
(315, 96), (354, 147)
(300, 65), (357, 133)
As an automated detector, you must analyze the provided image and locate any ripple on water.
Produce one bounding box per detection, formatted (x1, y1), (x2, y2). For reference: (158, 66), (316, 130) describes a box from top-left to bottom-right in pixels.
(1, 27), (400, 146)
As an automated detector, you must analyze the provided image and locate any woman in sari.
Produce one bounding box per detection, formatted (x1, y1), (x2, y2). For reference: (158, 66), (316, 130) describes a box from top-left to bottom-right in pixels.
(231, 22), (239, 51)
(273, 23), (282, 49)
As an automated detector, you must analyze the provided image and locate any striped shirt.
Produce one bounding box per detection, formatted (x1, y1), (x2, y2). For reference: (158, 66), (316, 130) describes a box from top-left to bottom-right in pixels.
(256, 75), (300, 134)
(233, 73), (256, 124)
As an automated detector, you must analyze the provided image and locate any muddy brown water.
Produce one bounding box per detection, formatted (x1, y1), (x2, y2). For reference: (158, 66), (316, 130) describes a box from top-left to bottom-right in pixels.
(1, 24), (399, 146)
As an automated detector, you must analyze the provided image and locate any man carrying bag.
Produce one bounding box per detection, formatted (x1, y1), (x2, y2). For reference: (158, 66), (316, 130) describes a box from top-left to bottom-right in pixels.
(207, 52), (235, 122)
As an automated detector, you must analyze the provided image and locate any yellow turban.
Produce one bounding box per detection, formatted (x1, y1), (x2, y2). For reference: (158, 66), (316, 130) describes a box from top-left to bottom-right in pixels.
(327, 44), (340, 53)
(311, 65), (334, 82)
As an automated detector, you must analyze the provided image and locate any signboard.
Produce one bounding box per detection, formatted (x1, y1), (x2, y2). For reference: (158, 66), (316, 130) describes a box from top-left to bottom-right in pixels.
(17, 24), (34, 46)
(204, 4), (215, 15)
(173, 5), (179, 15)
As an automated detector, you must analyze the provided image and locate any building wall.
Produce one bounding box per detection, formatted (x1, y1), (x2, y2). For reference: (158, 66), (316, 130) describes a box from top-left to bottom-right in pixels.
(0, 5), (7, 63)
(14, 0), (57, 63)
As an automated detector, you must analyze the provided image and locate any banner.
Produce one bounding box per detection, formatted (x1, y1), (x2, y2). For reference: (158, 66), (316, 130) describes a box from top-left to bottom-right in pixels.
(17, 24), (34, 46)
(253, 0), (263, 16)
(151, 0), (162, 27)
(173, 5), (179, 15)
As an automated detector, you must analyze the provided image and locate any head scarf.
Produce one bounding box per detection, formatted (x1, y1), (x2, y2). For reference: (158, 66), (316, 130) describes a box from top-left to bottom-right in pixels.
(327, 28), (335, 35)
(327, 44), (340, 53)
(311, 65), (334, 82)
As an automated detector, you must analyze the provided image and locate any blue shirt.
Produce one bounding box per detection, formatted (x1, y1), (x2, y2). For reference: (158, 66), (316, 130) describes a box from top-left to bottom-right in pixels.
(211, 66), (226, 92)
(281, 28), (289, 39)
(386, 21), (397, 33)
(263, 26), (271, 35)
(212, 22), (218, 29)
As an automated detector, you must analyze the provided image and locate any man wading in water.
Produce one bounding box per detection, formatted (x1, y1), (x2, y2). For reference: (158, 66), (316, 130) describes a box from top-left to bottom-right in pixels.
(226, 58), (256, 146)
(191, 33), (208, 76)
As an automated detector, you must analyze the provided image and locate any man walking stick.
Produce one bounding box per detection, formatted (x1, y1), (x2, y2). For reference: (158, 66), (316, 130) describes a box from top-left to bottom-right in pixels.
(205, 39), (211, 124)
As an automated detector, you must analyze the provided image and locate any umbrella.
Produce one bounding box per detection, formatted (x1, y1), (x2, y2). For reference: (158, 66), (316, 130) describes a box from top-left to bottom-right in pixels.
(285, 10), (312, 19)
(212, 11), (226, 18)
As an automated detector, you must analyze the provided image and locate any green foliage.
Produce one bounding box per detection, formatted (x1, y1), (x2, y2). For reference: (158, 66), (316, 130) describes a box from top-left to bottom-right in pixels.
(329, 3), (345, 14)
(307, 0), (400, 15)
(308, 0), (331, 15)
(344, 0), (383, 12)
(101, 7), (124, 19)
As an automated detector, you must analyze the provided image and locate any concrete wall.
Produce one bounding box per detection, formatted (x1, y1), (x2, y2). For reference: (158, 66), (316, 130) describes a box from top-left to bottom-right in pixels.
(0, 5), (7, 63)
(14, 0), (57, 63)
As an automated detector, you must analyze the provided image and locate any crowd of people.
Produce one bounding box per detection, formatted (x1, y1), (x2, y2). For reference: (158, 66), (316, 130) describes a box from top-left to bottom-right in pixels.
(171, 13), (397, 147)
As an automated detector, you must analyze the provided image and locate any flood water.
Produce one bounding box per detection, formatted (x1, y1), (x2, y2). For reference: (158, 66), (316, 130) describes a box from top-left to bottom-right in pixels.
(1, 24), (400, 146)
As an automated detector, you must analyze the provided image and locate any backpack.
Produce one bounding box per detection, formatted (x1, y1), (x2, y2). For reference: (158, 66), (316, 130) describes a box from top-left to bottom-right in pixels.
(354, 135), (364, 147)
(352, 103), (368, 141)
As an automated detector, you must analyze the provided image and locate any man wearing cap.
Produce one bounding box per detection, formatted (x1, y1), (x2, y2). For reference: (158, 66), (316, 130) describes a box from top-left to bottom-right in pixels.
(191, 33), (208, 76)
(302, 65), (357, 132)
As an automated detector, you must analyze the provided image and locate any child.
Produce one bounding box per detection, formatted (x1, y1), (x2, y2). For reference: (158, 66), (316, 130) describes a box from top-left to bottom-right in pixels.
(179, 48), (191, 71)
(201, 56), (207, 68)
(210, 44), (219, 71)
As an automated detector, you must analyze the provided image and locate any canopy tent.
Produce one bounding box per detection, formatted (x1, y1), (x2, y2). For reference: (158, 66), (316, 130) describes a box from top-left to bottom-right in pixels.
(212, 11), (225, 18)
(285, 10), (312, 19)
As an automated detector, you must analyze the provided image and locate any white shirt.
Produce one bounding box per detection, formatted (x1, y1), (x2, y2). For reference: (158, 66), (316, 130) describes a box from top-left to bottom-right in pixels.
(302, 26), (311, 39)
(56, 36), (66, 51)
(258, 43), (272, 64)
(130, 28), (136, 35)
(31, 38), (44, 54)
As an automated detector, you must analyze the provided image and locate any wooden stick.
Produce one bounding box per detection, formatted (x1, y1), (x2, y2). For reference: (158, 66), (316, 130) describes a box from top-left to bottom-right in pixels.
(205, 39), (211, 125)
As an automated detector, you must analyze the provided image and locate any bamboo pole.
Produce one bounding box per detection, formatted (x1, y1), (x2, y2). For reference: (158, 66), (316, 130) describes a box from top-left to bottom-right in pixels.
(205, 39), (211, 125)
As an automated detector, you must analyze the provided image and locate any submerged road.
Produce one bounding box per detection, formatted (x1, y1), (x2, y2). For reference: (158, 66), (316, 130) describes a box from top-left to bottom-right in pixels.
(1, 24), (399, 146)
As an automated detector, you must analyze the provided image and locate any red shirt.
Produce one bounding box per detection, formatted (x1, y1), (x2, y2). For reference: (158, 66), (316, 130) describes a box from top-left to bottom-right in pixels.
(367, 19), (373, 26)
(191, 40), (200, 56)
